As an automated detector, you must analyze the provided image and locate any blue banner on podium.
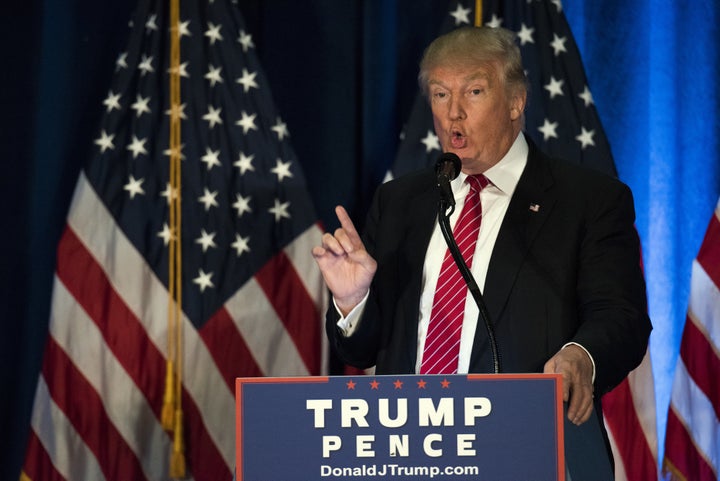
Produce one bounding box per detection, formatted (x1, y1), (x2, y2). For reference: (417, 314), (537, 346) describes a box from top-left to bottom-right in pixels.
(236, 374), (564, 481)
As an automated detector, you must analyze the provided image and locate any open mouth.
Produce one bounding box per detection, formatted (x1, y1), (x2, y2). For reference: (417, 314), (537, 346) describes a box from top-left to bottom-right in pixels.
(450, 130), (467, 149)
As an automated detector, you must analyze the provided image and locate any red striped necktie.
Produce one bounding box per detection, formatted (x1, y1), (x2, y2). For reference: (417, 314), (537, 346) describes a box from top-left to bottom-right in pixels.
(420, 174), (489, 375)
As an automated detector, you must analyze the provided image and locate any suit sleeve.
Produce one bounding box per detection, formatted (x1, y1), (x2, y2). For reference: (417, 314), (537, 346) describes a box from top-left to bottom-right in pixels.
(571, 181), (652, 394)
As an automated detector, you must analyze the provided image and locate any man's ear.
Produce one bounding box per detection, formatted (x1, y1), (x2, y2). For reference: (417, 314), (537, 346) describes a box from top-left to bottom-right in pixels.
(510, 90), (527, 121)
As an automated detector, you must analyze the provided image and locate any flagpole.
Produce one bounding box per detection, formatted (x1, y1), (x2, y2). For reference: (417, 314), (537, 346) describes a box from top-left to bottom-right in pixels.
(475, 0), (483, 26)
(167, 0), (186, 477)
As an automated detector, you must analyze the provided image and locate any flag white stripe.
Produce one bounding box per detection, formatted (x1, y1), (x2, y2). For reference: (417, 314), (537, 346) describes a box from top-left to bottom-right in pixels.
(66, 173), (236, 469)
(225, 279), (310, 376)
(627, 351), (659, 461)
(284, 224), (328, 312)
(689, 259), (720, 349)
(49, 277), (180, 481)
(31, 377), (107, 481)
(670, 359), (720, 473)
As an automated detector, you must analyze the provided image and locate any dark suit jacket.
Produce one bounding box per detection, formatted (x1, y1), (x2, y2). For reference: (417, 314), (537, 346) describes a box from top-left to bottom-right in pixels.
(326, 136), (651, 397)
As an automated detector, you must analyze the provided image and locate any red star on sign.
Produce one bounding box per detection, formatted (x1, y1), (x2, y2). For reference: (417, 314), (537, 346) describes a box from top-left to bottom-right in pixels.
(370, 380), (380, 390)
(346, 380), (356, 390)
(393, 379), (403, 389)
(417, 379), (427, 389)
(441, 379), (451, 388)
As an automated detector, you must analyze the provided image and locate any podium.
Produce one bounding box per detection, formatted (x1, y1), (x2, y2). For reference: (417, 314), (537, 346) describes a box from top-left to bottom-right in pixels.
(235, 374), (613, 481)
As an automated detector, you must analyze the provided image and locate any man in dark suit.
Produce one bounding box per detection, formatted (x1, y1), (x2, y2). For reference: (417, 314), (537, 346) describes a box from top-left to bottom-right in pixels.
(312, 26), (651, 435)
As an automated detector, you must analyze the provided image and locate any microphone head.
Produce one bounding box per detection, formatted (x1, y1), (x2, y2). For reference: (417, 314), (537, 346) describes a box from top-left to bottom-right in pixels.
(435, 152), (461, 181)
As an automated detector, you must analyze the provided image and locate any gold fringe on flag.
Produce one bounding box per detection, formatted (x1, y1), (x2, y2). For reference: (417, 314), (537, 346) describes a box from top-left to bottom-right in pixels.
(170, 408), (187, 478)
(161, 360), (175, 429)
(475, 0), (483, 26)
(165, 0), (186, 477)
(663, 459), (688, 481)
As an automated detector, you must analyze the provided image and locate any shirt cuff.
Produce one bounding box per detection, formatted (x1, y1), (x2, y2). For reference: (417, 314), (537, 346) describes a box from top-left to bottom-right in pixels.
(562, 342), (596, 383)
(334, 291), (370, 337)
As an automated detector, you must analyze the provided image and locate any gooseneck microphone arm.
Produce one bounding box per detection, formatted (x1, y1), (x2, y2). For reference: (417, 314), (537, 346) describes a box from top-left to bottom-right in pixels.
(435, 153), (502, 374)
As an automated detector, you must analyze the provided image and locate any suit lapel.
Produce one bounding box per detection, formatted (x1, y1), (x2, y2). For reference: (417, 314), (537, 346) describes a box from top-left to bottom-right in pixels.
(471, 141), (557, 367)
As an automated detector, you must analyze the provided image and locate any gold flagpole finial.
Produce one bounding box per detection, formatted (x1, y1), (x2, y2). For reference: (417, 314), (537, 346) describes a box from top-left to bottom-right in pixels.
(475, 0), (483, 26)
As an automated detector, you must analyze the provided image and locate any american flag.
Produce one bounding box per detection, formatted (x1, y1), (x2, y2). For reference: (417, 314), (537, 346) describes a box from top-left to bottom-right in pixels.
(20, 0), (327, 480)
(391, 1), (658, 479)
(663, 197), (720, 481)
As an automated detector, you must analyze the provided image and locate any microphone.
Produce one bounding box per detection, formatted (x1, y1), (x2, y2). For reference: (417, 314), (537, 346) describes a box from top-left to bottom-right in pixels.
(435, 152), (461, 208)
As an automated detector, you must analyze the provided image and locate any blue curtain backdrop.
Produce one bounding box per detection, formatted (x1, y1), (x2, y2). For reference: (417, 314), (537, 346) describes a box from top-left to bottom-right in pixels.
(1, 1), (718, 478)
(565, 0), (720, 467)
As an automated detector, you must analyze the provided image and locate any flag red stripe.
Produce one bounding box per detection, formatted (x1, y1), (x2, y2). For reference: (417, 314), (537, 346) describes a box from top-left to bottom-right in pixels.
(42, 336), (149, 481)
(22, 429), (67, 481)
(57, 226), (232, 481)
(255, 251), (321, 373)
(602, 378), (657, 480)
(679, 315), (720, 419)
(696, 212), (720, 285)
(56, 226), (163, 417)
(181, 389), (233, 481)
(664, 408), (717, 480)
(199, 306), (263, 391)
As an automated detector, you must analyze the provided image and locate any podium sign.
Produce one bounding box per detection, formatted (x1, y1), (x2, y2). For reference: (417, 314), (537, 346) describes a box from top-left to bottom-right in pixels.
(236, 374), (564, 481)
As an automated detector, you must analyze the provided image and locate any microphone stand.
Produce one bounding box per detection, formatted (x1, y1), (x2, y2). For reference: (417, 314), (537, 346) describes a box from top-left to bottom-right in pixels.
(438, 197), (501, 374)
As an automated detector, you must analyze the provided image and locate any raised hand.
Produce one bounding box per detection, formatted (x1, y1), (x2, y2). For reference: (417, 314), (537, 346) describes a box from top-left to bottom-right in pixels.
(312, 206), (378, 316)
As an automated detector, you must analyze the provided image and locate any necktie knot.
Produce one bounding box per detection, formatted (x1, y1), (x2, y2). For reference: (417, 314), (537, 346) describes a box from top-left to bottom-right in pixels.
(466, 174), (489, 193)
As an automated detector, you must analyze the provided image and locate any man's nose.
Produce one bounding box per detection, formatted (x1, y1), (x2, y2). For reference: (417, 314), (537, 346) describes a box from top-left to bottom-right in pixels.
(448, 97), (466, 120)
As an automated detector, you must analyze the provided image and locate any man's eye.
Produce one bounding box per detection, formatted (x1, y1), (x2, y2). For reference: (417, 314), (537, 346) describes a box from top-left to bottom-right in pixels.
(434, 92), (447, 99)
(470, 88), (483, 95)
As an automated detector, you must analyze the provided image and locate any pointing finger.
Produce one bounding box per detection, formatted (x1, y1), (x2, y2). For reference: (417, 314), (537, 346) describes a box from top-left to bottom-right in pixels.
(335, 205), (363, 251)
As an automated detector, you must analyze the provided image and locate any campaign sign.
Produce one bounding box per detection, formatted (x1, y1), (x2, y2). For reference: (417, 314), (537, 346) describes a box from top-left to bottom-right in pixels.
(236, 374), (564, 481)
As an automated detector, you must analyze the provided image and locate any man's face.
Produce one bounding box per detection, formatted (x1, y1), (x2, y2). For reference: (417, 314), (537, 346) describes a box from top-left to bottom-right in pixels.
(428, 62), (525, 174)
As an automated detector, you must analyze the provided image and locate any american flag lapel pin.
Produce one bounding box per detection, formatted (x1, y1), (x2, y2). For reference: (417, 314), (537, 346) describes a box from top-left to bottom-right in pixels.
(529, 203), (540, 212)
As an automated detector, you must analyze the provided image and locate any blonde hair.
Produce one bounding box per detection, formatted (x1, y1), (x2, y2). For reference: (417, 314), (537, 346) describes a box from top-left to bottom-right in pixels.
(418, 26), (528, 97)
